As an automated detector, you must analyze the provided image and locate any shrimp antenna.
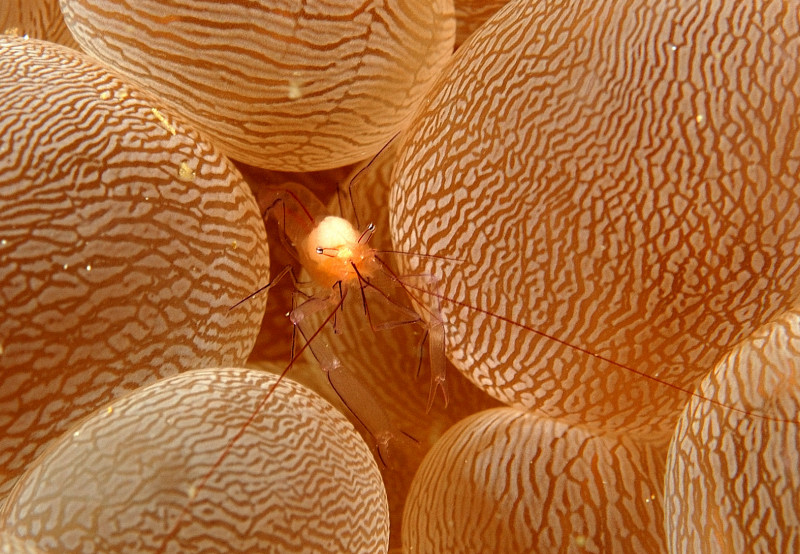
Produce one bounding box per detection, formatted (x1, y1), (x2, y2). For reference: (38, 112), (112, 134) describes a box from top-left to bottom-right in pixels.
(333, 281), (346, 335)
(280, 186), (317, 225)
(351, 262), (371, 318)
(339, 131), (401, 228)
(370, 252), (800, 423)
(394, 273), (800, 425)
(373, 248), (467, 264)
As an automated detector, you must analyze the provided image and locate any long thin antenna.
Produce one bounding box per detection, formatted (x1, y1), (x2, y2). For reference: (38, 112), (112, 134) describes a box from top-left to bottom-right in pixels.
(343, 132), (401, 228)
(374, 248), (467, 264)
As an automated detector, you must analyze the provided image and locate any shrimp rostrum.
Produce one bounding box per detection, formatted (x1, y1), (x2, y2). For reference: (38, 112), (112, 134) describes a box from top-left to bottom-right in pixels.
(247, 181), (448, 459)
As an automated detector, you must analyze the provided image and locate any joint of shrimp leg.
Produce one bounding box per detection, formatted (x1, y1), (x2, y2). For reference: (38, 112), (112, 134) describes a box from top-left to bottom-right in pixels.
(290, 288), (338, 325)
(371, 258), (449, 408)
(350, 262), (426, 332)
(371, 255), (441, 320)
(349, 262), (411, 329)
(427, 372), (449, 412)
(374, 431), (394, 467)
(415, 329), (429, 379)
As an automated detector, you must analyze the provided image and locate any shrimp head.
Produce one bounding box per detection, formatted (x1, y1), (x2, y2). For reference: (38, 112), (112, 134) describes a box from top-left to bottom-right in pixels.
(300, 215), (377, 289)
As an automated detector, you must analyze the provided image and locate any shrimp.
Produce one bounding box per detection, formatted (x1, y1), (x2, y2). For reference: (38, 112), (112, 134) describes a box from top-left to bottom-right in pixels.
(153, 148), (466, 552)
(244, 180), (450, 455)
(243, 140), (800, 453)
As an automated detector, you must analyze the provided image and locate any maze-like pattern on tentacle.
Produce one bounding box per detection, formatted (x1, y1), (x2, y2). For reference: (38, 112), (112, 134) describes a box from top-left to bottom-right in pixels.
(666, 307), (800, 553)
(0, 530), (44, 554)
(1, 368), (389, 553)
(59, 0), (455, 170)
(403, 407), (668, 553)
(0, 38), (269, 496)
(390, 0), (800, 440)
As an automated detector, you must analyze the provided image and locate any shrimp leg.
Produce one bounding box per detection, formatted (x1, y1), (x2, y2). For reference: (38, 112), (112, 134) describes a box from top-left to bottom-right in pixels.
(409, 273), (448, 411)
(426, 314), (447, 411)
(371, 257), (449, 411)
(290, 290), (414, 463)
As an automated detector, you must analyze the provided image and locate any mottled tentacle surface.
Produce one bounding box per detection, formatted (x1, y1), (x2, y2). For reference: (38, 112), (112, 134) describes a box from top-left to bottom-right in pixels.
(0, 0), (80, 49)
(0, 367), (389, 553)
(666, 307), (800, 553)
(403, 407), (668, 553)
(0, 530), (44, 554)
(452, 0), (508, 48)
(0, 37), (268, 496)
(391, 0), (800, 440)
(59, 0), (456, 170)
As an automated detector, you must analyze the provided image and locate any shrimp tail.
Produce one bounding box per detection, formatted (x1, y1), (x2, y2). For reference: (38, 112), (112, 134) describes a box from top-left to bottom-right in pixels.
(292, 291), (414, 465)
(426, 318), (449, 412)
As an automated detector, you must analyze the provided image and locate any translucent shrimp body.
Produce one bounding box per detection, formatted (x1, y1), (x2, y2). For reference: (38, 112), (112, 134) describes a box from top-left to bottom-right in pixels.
(254, 182), (448, 458)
